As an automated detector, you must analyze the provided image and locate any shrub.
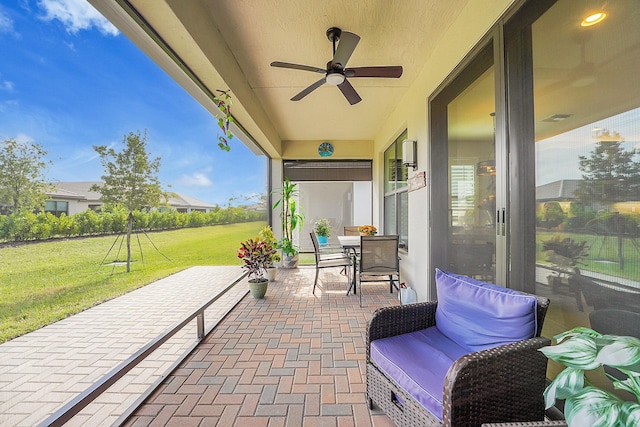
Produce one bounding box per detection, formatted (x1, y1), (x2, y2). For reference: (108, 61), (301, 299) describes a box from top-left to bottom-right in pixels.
(0, 205), (266, 242)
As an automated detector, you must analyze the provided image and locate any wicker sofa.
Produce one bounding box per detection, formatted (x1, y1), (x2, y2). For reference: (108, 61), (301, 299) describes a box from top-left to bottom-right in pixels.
(366, 270), (551, 427)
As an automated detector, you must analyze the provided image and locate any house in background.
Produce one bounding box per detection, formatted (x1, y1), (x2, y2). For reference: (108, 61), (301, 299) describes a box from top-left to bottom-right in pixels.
(536, 179), (582, 214)
(536, 179), (581, 204)
(45, 182), (217, 216)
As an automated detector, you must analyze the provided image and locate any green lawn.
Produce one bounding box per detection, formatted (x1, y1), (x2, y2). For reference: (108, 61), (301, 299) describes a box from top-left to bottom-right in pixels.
(536, 230), (640, 281)
(0, 221), (265, 343)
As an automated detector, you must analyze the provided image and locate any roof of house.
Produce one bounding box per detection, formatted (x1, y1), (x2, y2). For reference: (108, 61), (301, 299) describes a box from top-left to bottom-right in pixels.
(47, 182), (103, 201)
(536, 179), (582, 201)
(47, 182), (216, 209)
(168, 193), (217, 209)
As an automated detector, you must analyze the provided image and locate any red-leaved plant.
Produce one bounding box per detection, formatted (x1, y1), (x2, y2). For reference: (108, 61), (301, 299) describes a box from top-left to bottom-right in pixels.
(238, 237), (276, 282)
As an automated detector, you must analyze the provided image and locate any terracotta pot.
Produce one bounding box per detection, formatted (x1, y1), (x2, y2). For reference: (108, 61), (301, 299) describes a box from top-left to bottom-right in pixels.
(249, 279), (268, 299)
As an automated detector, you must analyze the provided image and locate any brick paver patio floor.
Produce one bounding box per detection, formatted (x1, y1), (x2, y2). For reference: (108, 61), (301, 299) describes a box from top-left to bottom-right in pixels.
(0, 266), (249, 427)
(125, 266), (397, 427)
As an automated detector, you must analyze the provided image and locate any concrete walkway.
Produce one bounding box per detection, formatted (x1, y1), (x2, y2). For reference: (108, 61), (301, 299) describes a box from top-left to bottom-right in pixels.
(0, 266), (249, 427)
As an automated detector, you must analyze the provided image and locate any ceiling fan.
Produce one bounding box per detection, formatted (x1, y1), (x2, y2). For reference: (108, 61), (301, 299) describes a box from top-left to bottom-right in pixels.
(271, 27), (403, 105)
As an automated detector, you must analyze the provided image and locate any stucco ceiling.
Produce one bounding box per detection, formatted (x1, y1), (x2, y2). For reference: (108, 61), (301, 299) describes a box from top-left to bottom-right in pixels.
(90, 0), (469, 152)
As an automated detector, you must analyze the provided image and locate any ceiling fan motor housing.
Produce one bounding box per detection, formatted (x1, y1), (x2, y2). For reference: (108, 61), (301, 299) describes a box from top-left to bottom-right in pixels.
(270, 26), (402, 104)
(326, 27), (342, 43)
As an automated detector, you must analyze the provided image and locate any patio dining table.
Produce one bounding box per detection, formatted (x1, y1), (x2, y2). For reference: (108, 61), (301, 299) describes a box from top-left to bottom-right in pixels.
(338, 235), (361, 295)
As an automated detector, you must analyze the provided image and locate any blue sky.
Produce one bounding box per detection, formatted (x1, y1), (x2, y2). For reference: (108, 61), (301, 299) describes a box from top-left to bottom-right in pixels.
(0, 0), (267, 206)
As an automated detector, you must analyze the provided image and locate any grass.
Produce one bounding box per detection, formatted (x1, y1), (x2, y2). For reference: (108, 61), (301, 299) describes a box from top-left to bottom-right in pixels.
(537, 230), (640, 281)
(0, 221), (266, 343)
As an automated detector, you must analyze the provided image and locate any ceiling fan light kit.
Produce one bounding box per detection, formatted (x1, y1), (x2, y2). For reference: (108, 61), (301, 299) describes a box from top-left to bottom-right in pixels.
(271, 27), (403, 105)
(326, 73), (345, 85)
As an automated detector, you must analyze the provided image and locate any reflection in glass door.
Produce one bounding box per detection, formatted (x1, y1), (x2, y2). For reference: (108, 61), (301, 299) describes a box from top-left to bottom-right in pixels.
(527, 0), (640, 390)
(446, 61), (497, 282)
(532, 0), (640, 331)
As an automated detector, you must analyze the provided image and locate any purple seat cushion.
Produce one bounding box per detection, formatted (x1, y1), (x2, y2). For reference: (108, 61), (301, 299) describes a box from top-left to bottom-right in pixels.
(435, 269), (538, 352)
(370, 326), (470, 420)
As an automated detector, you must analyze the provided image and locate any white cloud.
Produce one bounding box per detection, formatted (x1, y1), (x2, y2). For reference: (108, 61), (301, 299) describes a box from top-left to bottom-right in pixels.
(38, 0), (119, 36)
(0, 9), (16, 34)
(179, 172), (213, 187)
(0, 99), (18, 112)
(14, 133), (35, 144)
(1, 80), (14, 92)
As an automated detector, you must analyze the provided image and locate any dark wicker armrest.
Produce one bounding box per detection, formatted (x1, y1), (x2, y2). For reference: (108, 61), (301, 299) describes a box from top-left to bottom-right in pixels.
(366, 302), (437, 360)
(443, 336), (552, 426)
(482, 423), (567, 427)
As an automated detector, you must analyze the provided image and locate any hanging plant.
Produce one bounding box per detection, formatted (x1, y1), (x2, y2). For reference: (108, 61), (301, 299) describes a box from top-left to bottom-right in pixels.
(214, 89), (234, 151)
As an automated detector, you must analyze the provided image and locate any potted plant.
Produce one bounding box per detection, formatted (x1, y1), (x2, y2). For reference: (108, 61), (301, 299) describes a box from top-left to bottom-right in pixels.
(237, 235), (276, 298)
(542, 236), (589, 288)
(314, 218), (331, 245)
(540, 327), (640, 426)
(272, 178), (304, 268)
(358, 225), (377, 236)
(259, 225), (280, 282)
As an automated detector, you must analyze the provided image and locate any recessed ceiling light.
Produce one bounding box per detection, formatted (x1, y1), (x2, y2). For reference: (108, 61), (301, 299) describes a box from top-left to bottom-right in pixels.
(581, 12), (607, 27)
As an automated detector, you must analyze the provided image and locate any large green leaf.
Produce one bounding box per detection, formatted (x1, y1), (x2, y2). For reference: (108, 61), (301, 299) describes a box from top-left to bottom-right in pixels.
(596, 335), (640, 373)
(540, 334), (600, 370)
(565, 387), (622, 427)
(543, 367), (585, 409)
(620, 402), (640, 426)
(555, 327), (602, 343)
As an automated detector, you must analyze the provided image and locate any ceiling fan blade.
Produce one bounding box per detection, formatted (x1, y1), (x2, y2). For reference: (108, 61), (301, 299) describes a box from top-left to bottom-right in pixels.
(345, 66), (403, 78)
(271, 61), (326, 74)
(291, 77), (326, 101)
(337, 79), (362, 105)
(332, 31), (360, 69)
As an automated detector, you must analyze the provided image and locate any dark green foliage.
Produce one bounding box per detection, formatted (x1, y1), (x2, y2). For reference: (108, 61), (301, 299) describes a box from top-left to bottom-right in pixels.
(0, 206), (266, 242)
(542, 235), (589, 267)
(0, 138), (51, 214)
(576, 135), (640, 204)
(91, 130), (165, 212)
(537, 201), (566, 229)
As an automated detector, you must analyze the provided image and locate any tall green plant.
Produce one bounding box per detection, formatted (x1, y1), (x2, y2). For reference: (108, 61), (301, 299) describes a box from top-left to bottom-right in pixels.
(272, 178), (304, 256)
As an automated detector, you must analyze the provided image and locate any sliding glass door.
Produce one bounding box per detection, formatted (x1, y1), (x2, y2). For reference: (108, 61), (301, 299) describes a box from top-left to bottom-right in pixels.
(530, 1), (640, 334)
(430, 41), (505, 288)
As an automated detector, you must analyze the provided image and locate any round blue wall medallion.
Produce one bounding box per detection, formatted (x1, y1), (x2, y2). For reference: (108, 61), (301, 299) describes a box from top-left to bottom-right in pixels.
(318, 142), (333, 157)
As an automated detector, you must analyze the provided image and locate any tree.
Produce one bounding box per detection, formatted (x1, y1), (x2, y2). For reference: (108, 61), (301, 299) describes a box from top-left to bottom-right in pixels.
(0, 138), (51, 215)
(91, 130), (165, 272)
(576, 129), (640, 204)
(537, 201), (565, 229)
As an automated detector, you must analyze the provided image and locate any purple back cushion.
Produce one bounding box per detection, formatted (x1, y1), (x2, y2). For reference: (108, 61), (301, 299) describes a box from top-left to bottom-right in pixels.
(435, 269), (538, 352)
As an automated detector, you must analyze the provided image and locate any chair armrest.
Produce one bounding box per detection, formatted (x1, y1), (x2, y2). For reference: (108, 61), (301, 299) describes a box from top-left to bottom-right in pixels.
(319, 244), (344, 254)
(443, 336), (552, 426)
(366, 302), (437, 360)
(482, 423), (567, 427)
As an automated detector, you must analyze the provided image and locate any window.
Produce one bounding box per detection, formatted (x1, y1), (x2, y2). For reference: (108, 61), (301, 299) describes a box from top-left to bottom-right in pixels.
(45, 201), (68, 217)
(384, 130), (409, 249)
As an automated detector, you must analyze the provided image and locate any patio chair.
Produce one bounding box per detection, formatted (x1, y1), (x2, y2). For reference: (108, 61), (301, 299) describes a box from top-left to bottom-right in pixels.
(358, 235), (400, 307)
(310, 232), (352, 295)
(448, 242), (494, 282)
(367, 269), (551, 427)
(570, 268), (640, 313)
(589, 308), (640, 380)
